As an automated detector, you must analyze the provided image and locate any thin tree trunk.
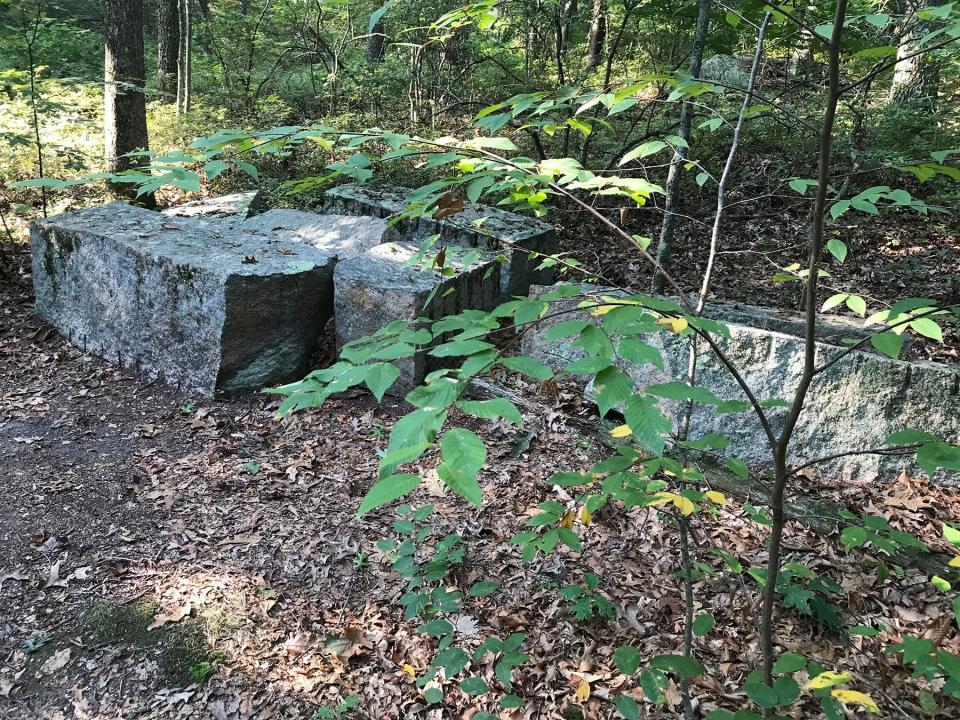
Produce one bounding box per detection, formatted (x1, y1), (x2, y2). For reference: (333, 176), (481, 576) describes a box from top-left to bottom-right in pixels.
(651, 0), (710, 292)
(679, 14), (771, 441)
(24, 12), (47, 217)
(760, 0), (848, 704)
(178, 0), (192, 114)
(585, 0), (606, 72)
(157, 0), (180, 102)
(104, 0), (155, 207)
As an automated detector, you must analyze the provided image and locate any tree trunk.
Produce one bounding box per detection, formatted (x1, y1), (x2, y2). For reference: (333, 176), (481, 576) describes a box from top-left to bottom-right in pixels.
(889, 2), (940, 106)
(157, 0), (179, 102)
(366, 18), (385, 63)
(585, 0), (606, 72)
(177, 0), (191, 114)
(651, 0), (710, 292)
(104, 0), (155, 207)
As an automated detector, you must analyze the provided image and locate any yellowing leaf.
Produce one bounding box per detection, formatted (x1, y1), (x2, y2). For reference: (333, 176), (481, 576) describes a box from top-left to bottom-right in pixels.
(831, 689), (879, 712)
(656, 316), (689, 333)
(591, 304), (618, 316)
(560, 511), (575, 529)
(579, 506), (593, 525)
(647, 492), (676, 507)
(402, 663), (416, 679)
(807, 671), (851, 689)
(610, 424), (633, 438)
(672, 495), (696, 516)
(704, 490), (727, 505)
(575, 679), (591, 701)
(949, 556), (960, 568)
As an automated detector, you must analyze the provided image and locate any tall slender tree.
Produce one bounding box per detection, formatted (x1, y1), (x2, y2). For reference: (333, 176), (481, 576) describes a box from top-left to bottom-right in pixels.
(651, 0), (711, 292)
(103, 0), (154, 207)
(157, 0), (180, 103)
(177, 0), (192, 114)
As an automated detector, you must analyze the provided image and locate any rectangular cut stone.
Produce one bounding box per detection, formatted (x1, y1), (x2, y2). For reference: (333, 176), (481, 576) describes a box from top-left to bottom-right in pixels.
(31, 203), (335, 396)
(334, 242), (500, 394)
(520, 286), (960, 484)
(240, 209), (388, 259)
(160, 190), (266, 229)
(322, 183), (556, 300)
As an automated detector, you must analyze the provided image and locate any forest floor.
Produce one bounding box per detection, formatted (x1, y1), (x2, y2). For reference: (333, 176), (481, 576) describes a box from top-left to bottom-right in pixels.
(555, 193), (960, 364)
(0, 213), (959, 720)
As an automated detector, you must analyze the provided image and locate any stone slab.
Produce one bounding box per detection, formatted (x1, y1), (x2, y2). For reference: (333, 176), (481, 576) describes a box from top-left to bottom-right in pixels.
(322, 183), (556, 300)
(161, 190), (266, 229)
(334, 242), (501, 394)
(31, 203), (334, 396)
(240, 209), (388, 259)
(520, 286), (960, 484)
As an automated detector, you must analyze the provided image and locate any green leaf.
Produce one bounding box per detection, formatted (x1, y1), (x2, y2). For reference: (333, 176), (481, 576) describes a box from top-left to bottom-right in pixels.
(614, 695), (640, 720)
(368, 0), (394, 32)
(500, 694), (524, 709)
(692, 613), (715, 636)
(430, 339), (494, 357)
(639, 668), (668, 703)
(886, 428), (935, 444)
(418, 619), (454, 636)
(620, 140), (667, 165)
(457, 398), (523, 426)
(437, 428), (487, 506)
(871, 331), (904, 359)
(459, 676), (488, 696)
(613, 645), (642, 675)
(649, 654), (704, 679)
(840, 525), (868, 552)
(845, 295), (867, 317)
(593, 367), (634, 418)
(468, 580), (500, 597)
(203, 159), (228, 180)
(364, 363), (401, 401)
(725, 458), (749, 479)
(826, 238), (847, 263)
(623, 394), (671, 455)
(772, 653), (807, 674)
(618, 337), (664, 369)
(358, 473), (421, 515)
(499, 356), (554, 380)
(910, 317), (943, 342)
(423, 686), (443, 704)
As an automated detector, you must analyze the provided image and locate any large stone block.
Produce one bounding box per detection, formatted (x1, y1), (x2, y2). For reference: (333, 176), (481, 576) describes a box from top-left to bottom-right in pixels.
(31, 203), (335, 396)
(160, 190), (266, 229)
(520, 287), (960, 484)
(334, 242), (501, 394)
(322, 183), (556, 300)
(240, 209), (388, 259)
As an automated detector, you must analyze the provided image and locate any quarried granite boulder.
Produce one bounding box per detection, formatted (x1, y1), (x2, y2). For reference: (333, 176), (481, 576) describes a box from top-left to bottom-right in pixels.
(334, 242), (501, 394)
(31, 203), (334, 396)
(160, 190), (266, 228)
(520, 287), (960, 484)
(322, 183), (556, 300)
(240, 209), (388, 258)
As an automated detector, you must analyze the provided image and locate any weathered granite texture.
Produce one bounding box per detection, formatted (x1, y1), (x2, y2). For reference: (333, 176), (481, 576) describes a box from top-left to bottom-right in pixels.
(240, 209), (388, 258)
(701, 54), (749, 89)
(160, 190), (266, 228)
(334, 242), (501, 394)
(322, 183), (556, 300)
(31, 203), (333, 396)
(520, 287), (960, 484)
